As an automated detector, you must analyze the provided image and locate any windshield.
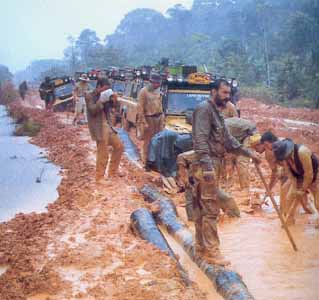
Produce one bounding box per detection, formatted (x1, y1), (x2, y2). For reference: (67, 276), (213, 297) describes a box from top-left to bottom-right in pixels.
(166, 92), (210, 114)
(112, 81), (126, 94)
(54, 83), (74, 99)
(88, 80), (97, 89)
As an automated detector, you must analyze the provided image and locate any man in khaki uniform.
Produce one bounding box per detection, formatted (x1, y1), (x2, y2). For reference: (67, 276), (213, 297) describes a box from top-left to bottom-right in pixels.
(221, 101), (238, 118)
(272, 139), (319, 226)
(137, 73), (165, 165)
(85, 77), (124, 183)
(177, 150), (240, 222)
(217, 101), (238, 183)
(192, 79), (261, 266)
(73, 74), (91, 125)
(224, 117), (261, 206)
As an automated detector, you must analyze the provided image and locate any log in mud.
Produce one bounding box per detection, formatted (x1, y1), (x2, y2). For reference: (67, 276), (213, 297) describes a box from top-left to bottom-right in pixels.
(130, 207), (191, 286)
(140, 185), (255, 300)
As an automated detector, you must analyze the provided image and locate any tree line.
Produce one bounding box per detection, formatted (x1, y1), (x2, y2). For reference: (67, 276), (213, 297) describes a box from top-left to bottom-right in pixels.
(3, 0), (319, 107)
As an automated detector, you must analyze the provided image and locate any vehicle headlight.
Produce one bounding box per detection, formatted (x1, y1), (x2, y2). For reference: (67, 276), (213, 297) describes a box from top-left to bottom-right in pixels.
(232, 80), (238, 87)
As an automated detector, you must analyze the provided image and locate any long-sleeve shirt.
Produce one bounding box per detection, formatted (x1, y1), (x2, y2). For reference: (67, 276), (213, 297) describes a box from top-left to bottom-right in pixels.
(192, 100), (251, 164)
(74, 82), (91, 97)
(137, 85), (163, 125)
(85, 91), (109, 141)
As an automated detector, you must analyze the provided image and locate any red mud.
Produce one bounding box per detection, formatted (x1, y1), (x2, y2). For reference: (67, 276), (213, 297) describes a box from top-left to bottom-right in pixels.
(238, 98), (319, 154)
(0, 101), (205, 300)
(1, 95), (318, 300)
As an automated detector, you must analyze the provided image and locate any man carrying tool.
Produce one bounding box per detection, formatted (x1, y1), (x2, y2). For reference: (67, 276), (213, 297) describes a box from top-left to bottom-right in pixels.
(272, 139), (319, 226)
(251, 132), (313, 215)
(192, 79), (261, 266)
(137, 73), (165, 166)
(85, 77), (124, 184)
(73, 73), (91, 125)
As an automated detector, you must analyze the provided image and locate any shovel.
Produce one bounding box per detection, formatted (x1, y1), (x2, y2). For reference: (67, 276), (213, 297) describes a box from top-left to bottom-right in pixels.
(254, 163), (298, 252)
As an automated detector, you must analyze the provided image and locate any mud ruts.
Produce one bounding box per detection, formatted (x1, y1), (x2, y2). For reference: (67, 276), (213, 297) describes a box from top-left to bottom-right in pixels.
(140, 185), (256, 300)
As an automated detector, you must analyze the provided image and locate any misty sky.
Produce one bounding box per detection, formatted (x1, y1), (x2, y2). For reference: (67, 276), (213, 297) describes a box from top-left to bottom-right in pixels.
(1, 0), (193, 73)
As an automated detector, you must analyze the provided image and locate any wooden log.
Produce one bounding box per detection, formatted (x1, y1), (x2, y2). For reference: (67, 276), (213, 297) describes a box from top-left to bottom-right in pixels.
(130, 207), (191, 286)
(140, 185), (256, 300)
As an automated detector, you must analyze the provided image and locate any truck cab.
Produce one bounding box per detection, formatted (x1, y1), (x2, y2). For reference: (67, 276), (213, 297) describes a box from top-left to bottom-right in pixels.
(51, 76), (74, 112)
(162, 72), (213, 134)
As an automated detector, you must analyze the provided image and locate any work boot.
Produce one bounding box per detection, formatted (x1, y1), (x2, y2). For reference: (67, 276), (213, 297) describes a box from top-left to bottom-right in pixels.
(203, 248), (231, 267)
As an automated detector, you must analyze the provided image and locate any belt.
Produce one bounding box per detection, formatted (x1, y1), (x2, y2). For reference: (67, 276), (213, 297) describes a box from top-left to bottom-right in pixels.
(145, 112), (162, 118)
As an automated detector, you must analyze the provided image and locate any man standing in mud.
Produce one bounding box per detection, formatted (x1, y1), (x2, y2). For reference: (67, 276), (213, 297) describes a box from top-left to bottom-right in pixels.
(137, 73), (165, 166)
(39, 77), (55, 110)
(85, 77), (124, 184)
(19, 81), (28, 100)
(73, 74), (91, 125)
(192, 79), (261, 266)
(272, 139), (319, 226)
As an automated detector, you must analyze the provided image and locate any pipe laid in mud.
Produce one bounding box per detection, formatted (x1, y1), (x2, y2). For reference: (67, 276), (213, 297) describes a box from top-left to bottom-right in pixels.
(140, 185), (255, 300)
(117, 128), (141, 163)
(130, 208), (191, 286)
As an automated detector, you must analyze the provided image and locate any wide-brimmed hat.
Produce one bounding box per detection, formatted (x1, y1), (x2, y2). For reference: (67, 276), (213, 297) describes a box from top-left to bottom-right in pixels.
(150, 73), (161, 83)
(248, 133), (261, 147)
(79, 74), (89, 82)
(272, 138), (294, 161)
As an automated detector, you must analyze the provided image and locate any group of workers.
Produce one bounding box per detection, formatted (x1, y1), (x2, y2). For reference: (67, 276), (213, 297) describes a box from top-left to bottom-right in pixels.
(38, 72), (319, 267)
(176, 79), (319, 266)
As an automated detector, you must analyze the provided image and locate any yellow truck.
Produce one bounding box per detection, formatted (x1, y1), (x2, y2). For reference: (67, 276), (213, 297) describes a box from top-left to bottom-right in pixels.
(118, 72), (212, 134)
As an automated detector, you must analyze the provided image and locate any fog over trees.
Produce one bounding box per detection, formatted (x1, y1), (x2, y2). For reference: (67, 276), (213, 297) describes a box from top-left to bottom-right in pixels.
(3, 0), (319, 106)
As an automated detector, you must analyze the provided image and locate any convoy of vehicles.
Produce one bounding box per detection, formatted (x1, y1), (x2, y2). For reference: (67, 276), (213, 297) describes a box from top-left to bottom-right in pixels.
(40, 64), (239, 130)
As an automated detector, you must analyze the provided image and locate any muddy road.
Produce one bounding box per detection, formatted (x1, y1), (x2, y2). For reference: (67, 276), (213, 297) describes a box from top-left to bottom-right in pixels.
(0, 97), (318, 300)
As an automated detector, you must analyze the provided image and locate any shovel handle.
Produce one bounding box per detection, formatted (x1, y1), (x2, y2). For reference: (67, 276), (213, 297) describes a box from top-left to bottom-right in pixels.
(254, 163), (298, 252)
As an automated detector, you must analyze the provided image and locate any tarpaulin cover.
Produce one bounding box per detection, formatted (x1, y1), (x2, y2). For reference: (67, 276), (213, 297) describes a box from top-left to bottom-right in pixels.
(147, 129), (192, 176)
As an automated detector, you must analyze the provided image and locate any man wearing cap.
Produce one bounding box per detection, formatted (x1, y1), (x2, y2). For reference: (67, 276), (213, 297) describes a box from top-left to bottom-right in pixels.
(137, 73), (165, 165)
(85, 77), (124, 183)
(192, 79), (261, 266)
(272, 139), (319, 226)
(73, 74), (91, 125)
(251, 131), (313, 216)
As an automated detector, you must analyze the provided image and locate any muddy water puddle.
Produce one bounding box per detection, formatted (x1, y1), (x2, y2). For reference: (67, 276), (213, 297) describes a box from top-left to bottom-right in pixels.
(0, 106), (61, 222)
(159, 226), (222, 300)
(0, 265), (8, 276)
(176, 205), (319, 300)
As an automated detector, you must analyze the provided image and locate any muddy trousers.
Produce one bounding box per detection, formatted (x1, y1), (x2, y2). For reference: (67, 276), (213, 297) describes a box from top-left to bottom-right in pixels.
(194, 181), (221, 251)
(96, 131), (124, 181)
(142, 115), (164, 164)
(281, 172), (319, 224)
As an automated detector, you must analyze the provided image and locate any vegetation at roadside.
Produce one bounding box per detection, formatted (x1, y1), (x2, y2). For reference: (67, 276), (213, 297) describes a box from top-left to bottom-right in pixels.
(9, 0), (319, 108)
(14, 119), (42, 137)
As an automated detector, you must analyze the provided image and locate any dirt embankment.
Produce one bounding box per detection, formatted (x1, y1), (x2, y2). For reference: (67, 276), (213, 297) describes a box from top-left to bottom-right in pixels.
(0, 102), (206, 300)
(238, 98), (319, 154)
